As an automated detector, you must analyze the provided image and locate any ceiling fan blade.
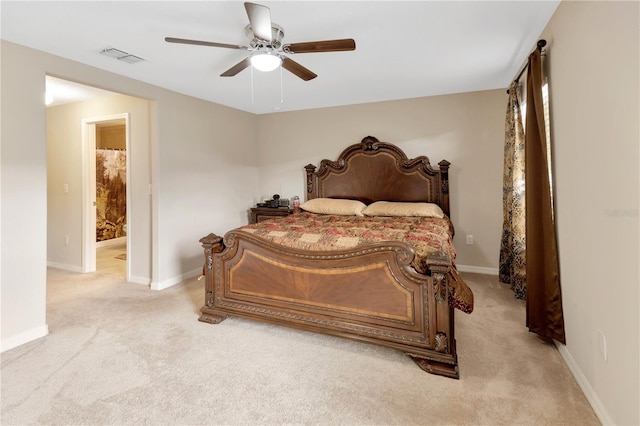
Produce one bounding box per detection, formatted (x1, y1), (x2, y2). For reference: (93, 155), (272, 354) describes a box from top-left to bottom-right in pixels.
(282, 57), (317, 81)
(165, 37), (247, 50)
(244, 2), (272, 42)
(220, 58), (252, 77)
(283, 39), (356, 54)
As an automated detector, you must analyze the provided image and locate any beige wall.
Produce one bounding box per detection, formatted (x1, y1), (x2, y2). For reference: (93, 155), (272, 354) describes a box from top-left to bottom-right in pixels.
(153, 89), (260, 288)
(1, 42), (49, 348)
(540, 1), (639, 424)
(47, 95), (151, 282)
(256, 90), (506, 269)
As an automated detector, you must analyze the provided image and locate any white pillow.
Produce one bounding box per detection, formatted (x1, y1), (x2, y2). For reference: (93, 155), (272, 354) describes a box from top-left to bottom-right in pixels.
(362, 201), (444, 218)
(299, 198), (366, 216)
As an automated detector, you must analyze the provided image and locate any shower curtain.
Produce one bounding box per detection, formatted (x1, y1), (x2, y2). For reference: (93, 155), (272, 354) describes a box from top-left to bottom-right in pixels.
(96, 148), (126, 241)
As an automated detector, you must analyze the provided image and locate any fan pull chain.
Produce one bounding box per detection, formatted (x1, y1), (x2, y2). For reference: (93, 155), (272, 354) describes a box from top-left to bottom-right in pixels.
(250, 65), (255, 104)
(280, 65), (284, 104)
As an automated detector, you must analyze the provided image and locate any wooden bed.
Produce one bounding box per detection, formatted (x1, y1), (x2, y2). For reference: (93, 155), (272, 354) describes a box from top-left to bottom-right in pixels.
(199, 136), (468, 379)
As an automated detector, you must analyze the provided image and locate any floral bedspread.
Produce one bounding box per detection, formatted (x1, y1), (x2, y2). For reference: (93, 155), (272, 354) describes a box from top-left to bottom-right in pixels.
(239, 212), (473, 313)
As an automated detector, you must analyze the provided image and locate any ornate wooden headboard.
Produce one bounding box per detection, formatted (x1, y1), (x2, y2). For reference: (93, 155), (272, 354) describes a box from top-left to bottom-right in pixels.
(305, 136), (451, 216)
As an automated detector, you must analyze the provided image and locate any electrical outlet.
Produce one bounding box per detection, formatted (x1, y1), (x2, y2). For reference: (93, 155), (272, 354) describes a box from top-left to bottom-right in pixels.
(64, 235), (69, 246)
(597, 329), (607, 361)
(63, 183), (69, 193)
(466, 235), (474, 245)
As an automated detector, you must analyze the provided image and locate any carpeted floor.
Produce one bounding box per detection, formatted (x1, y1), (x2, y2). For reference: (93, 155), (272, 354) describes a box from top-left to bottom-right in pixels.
(1, 247), (599, 425)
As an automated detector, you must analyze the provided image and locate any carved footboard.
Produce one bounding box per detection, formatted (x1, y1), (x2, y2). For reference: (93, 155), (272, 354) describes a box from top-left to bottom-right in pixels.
(199, 231), (459, 378)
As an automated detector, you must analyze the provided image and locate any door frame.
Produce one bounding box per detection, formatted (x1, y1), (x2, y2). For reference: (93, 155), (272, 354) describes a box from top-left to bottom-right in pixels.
(81, 113), (131, 280)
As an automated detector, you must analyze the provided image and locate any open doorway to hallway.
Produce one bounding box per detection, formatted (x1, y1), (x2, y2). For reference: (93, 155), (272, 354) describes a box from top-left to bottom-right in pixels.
(45, 75), (151, 283)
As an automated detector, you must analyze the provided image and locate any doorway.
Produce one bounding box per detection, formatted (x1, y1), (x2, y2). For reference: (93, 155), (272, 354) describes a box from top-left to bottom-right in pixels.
(45, 76), (152, 285)
(82, 114), (131, 281)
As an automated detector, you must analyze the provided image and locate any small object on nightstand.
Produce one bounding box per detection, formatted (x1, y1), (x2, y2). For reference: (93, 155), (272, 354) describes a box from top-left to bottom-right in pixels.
(292, 196), (300, 209)
(257, 194), (285, 208)
(280, 199), (290, 207)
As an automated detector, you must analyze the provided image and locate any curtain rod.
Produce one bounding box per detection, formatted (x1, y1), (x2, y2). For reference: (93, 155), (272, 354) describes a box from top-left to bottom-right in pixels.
(506, 39), (547, 94)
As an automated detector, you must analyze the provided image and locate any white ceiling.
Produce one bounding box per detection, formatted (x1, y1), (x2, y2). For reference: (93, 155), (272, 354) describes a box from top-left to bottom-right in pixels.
(2, 1), (560, 114)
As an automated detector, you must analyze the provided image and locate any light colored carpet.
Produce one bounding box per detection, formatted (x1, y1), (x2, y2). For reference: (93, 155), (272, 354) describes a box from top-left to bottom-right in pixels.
(1, 249), (599, 425)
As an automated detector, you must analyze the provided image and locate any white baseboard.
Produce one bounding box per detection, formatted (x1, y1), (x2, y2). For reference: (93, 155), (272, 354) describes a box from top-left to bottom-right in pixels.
(150, 268), (201, 291)
(47, 261), (83, 273)
(457, 264), (499, 275)
(128, 275), (151, 285)
(554, 341), (615, 425)
(1, 324), (49, 353)
(48, 262), (150, 285)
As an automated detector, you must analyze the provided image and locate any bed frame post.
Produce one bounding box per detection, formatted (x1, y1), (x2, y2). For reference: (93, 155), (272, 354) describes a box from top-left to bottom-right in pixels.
(438, 160), (451, 217)
(305, 164), (317, 200)
(198, 233), (227, 324)
(409, 251), (459, 379)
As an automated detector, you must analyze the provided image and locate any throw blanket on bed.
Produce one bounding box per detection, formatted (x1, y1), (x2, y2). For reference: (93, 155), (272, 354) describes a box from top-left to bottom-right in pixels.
(239, 212), (473, 313)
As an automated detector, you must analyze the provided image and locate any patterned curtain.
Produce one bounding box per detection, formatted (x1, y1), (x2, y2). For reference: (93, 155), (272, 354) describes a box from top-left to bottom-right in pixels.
(499, 81), (527, 299)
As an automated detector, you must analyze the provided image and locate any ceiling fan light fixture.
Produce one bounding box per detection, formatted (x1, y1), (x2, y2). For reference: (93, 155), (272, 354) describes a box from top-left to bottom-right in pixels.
(250, 52), (282, 72)
(165, 2), (355, 81)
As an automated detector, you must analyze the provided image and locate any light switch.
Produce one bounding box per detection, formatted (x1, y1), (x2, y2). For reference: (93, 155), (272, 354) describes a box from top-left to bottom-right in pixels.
(64, 183), (69, 193)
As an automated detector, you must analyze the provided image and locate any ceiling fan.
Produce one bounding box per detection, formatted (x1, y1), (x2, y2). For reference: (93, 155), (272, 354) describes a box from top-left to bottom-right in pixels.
(165, 2), (356, 81)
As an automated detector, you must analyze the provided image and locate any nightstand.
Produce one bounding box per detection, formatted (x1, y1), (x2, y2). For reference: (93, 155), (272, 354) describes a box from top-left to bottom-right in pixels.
(249, 207), (294, 224)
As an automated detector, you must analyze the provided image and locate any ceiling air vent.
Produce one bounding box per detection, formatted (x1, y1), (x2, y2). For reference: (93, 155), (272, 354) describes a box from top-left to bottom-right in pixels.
(99, 47), (145, 64)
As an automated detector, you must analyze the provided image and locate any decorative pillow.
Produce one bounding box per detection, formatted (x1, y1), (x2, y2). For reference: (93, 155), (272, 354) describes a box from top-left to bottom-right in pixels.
(299, 198), (366, 216)
(362, 201), (445, 218)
